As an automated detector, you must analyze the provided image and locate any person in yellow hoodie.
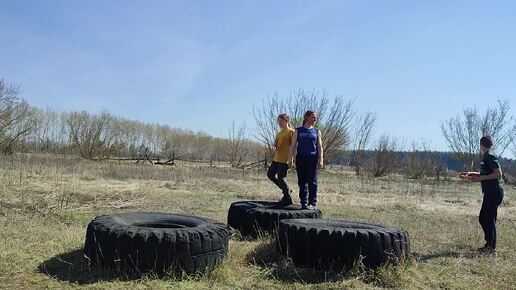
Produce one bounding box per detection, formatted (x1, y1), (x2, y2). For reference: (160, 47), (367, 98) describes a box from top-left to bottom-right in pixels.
(267, 113), (295, 205)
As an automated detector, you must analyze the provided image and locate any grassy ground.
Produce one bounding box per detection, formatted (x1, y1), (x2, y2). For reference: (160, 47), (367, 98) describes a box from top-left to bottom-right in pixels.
(0, 154), (515, 289)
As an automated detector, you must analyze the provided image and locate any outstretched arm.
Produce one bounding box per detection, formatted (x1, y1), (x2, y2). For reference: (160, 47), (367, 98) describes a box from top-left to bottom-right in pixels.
(472, 168), (502, 182)
(459, 171), (480, 177)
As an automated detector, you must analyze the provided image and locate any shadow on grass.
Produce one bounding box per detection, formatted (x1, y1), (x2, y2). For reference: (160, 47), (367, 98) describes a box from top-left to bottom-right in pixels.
(244, 239), (372, 285)
(37, 249), (143, 285)
(413, 247), (480, 262)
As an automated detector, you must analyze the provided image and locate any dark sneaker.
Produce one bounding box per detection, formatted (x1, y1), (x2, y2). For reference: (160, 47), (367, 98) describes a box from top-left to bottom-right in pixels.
(278, 196), (293, 206)
(307, 204), (317, 210)
(478, 246), (496, 255)
(300, 204), (308, 210)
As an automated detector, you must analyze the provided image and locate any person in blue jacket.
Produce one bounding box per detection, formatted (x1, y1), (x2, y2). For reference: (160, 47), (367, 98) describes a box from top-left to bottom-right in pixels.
(461, 136), (504, 254)
(288, 110), (324, 210)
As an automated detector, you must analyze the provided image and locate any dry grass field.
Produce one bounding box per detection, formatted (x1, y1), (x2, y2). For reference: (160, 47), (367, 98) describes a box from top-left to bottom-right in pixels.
(0, 154), (515, 289)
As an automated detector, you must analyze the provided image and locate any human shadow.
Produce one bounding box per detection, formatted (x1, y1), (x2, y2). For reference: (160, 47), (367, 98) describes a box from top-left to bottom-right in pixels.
(244, 239), (388, 285)
(413, 247), (480, 262)
(37, 249), (144, 285)
(246, 241), (483, 285)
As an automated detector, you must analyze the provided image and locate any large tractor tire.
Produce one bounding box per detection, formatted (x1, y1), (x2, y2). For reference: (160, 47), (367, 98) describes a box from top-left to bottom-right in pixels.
(84, 212), (229, 274)
(277, 219), (410, 268)
(227, 201), (322, 238)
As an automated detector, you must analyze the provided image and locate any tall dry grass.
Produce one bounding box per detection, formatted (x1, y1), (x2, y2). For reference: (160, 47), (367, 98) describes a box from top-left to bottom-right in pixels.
(0, 153), (514, 289)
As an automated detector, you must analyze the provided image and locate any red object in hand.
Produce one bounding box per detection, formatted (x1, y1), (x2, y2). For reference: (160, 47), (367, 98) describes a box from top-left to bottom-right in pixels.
(458, 173), (475, 181)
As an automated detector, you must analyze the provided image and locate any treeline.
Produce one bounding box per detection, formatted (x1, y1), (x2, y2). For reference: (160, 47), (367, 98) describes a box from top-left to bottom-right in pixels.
(17, 108), (265, 162)
(2, 78), (515, 177)
(1, 79), (264, 163)
(335, 149), (515, 180)
(333, 143), (449, 180)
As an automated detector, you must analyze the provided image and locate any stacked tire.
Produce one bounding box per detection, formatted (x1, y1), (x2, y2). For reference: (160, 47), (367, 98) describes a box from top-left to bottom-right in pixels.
(227, 200), (322, 238)
(277, 219), (411, 268)
(84, 212), (229, 274)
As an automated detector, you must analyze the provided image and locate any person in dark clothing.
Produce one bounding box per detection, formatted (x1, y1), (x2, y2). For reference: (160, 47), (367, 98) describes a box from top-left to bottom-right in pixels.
(267, 114), (295, 205)
(288, 110), (324, 210)
(460, 136), (504, 254)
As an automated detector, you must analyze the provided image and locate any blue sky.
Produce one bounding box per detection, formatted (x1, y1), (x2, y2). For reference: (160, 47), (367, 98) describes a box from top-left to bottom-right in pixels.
(1, 0), (515, 151)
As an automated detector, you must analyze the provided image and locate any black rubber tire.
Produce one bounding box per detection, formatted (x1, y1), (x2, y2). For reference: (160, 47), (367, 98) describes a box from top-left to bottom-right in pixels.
(277, 219), (410, 268)
(227, 201), (322, 238)
(83, 212), (229, 274)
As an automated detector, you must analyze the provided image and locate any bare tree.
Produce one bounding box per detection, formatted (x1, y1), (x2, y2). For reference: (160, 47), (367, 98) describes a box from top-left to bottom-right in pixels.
(321, 97), (357, 162)
(66, 111), (117, 160)
(404, 140), (434, 179)
(441, 99), (516, 170)
(253, 89), (356, 161)
(226, 120), (247, 167)
(478, 100), (515, 155)
(27, 107), (61, 152)
(253, 94), (286, 152)
(429, 153), (446, 181)
(0, 79), (36, 154)
(513, 136), (516, 159)
(368, 135), (401, 177)
(352, 111), (376, 175)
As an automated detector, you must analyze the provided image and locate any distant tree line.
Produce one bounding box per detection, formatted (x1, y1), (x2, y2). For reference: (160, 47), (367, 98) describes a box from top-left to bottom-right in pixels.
(21, 107), (265, 162)
(0, 78), (265, 163)
(1, 78), (515, 177)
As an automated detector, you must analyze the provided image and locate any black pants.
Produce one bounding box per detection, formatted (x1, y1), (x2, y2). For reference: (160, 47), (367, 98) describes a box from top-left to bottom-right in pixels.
(267, 161), (290, 196)
(296, 155), (318, 206)
(479, 189), (504, 248)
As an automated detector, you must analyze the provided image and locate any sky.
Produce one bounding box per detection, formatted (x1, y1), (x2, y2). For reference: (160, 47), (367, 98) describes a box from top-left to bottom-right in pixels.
(1, 0), (515, 151)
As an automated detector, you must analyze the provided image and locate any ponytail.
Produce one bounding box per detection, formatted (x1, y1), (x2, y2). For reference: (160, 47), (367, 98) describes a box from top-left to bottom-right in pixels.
(302, 110), (316, 126)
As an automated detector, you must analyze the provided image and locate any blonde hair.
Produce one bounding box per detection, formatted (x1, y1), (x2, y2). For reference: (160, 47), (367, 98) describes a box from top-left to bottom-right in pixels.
(278, 113), (291, 128)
